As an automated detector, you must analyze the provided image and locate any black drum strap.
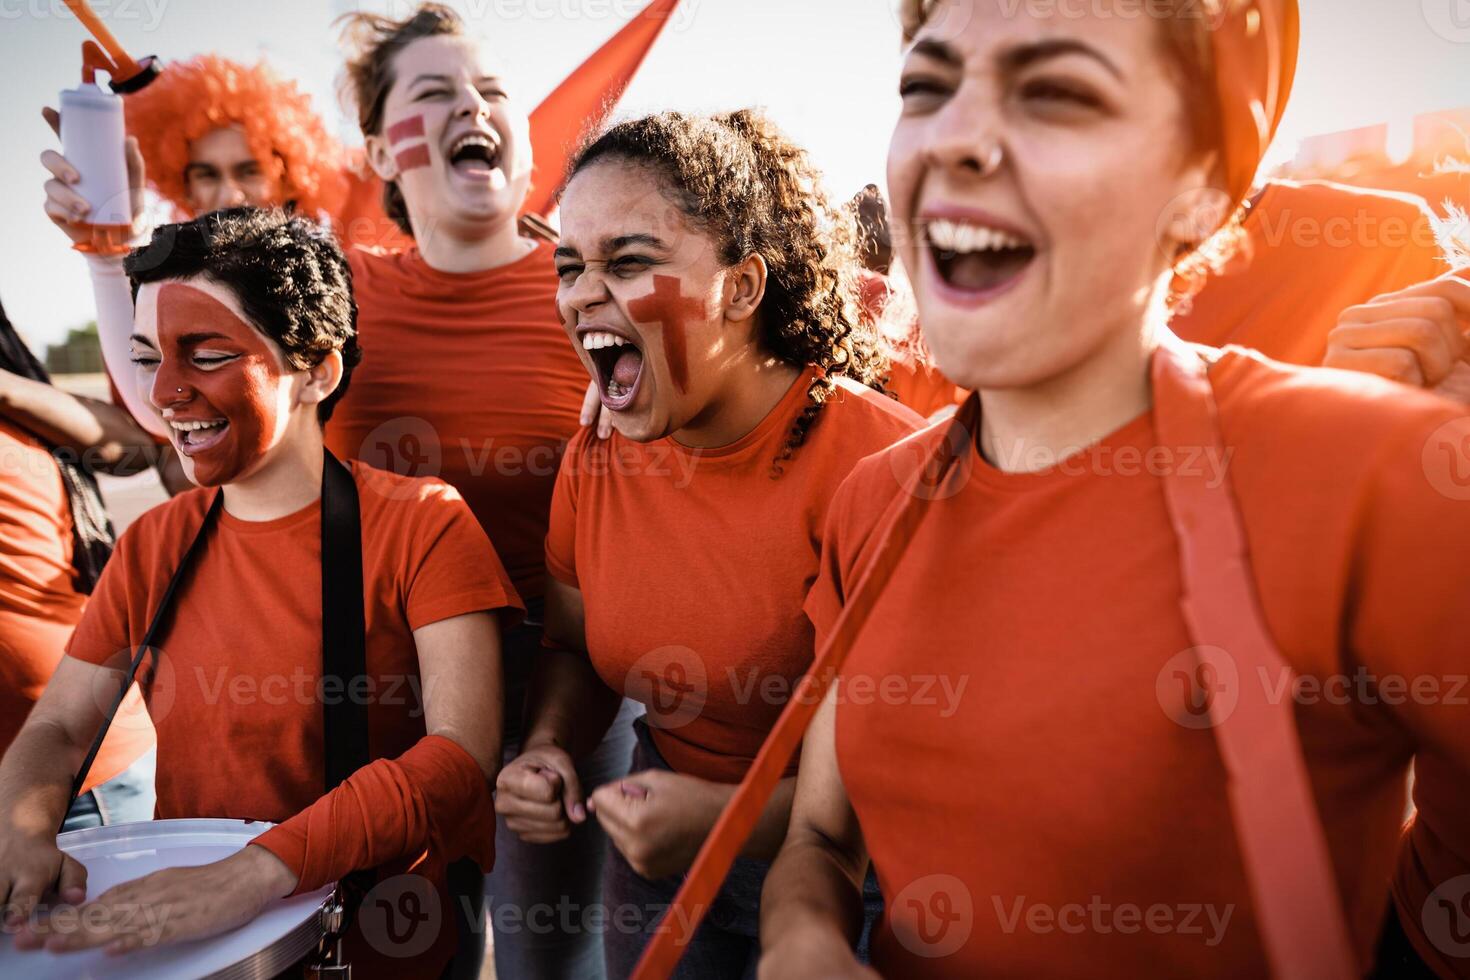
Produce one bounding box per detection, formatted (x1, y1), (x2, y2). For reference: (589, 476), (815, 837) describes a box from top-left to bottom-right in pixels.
(64, 450), (372, 833)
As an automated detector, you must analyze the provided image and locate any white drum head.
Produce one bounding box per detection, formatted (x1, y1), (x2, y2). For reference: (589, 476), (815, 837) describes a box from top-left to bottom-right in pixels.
(0, 818), (334, 980)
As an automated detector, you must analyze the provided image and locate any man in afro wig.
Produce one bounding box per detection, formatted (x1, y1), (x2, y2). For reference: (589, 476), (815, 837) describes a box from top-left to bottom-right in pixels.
(123, 54), (348, 220)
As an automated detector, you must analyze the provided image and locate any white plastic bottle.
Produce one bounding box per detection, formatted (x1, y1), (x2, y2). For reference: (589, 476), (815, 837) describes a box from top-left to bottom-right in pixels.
(59, 80), (131, 234)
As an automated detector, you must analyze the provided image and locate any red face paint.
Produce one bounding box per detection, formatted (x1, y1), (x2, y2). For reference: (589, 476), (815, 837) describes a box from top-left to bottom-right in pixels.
(627, 275), (704, 394)
(386, 114), (426, 144)
(386, 113), (431, 172)
(393, 145), (432, 172)
(153, 283), (284, 487)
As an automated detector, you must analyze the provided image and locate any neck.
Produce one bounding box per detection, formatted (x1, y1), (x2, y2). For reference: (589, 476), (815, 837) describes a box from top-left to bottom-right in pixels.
(415, 213), (535, 274)
(220, 422), (325, 521)
(673, 352), (804, 450)
(978, 319), (1164, 474)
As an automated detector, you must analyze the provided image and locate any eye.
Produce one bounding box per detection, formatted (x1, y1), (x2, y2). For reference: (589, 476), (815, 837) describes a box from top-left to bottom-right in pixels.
(479, 87), (507, 102)
(414, 87), (449, 101)
(899, 74), (952, 106)
(1020, 79), (1102, 110)
(129, 353), (160, 369)
(556, 263), (584, 283)
(192, 353), (240, 368)
(609, 255), (653, 277)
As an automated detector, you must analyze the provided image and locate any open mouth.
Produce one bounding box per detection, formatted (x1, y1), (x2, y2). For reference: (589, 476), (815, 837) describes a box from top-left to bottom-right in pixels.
(447, 131), (503, 177)
(169, 417), (229, 456)
(924, 217), (1037, 300)
(580, 327), (645, 412)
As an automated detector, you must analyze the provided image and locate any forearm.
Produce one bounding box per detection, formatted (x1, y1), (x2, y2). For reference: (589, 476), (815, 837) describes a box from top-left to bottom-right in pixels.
(737, 775), (798, 861)
(251, 733), (495, 896)
(761, 826), (869, 952)
(521, 647), (623, 759)
(0, 371), (163, 474)
(84, 253), (167, 439)
(0, 717), (88, 836)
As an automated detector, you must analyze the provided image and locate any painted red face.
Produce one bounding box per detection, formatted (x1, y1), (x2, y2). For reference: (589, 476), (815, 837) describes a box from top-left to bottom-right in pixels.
(152, 282), (285, 486)
(627, 275), (704, 395)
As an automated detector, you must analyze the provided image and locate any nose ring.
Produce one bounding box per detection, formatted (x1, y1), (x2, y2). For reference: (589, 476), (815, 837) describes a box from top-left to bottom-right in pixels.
(980, 144), (1004, 177)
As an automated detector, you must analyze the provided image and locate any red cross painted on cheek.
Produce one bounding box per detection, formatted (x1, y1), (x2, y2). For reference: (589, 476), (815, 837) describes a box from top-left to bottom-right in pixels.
(627, 275), (706, 394)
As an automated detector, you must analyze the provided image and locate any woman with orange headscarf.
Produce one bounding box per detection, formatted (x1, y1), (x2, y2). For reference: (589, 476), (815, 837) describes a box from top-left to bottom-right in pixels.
(742, 2), (1470, 978)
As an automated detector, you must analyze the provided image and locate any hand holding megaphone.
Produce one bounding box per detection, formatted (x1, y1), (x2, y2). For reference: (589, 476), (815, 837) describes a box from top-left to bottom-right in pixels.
(40, 105), (147, 251)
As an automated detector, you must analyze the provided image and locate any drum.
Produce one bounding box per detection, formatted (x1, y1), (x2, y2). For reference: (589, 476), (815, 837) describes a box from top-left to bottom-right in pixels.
(0, 818), (337, 980)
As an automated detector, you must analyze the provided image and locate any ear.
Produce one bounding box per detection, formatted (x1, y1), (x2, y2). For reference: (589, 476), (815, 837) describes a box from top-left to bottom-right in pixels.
(1157, 154), (1232, 255)
(298, 350), (344, 411)
(722, 253), (768, 324)
(364, 132), (400, 183)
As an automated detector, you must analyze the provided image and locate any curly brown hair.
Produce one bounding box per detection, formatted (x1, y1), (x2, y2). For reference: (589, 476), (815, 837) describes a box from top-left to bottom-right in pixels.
(337, 2), (466, 237)
(569, 109), (887, 475)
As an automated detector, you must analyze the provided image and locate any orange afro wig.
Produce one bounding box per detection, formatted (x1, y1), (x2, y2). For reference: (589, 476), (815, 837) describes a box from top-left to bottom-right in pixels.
(124, 54), (347, 220)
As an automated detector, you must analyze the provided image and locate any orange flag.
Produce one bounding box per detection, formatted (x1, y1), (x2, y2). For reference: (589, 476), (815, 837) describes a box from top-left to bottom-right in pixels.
(524, 0), (680, 217)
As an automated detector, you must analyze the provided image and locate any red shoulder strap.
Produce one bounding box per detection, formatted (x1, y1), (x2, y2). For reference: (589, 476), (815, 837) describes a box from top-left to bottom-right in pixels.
(1151, 339), (1356, 978)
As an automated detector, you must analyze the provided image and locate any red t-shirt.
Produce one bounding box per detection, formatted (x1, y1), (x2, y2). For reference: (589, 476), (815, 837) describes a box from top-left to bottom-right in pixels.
(809, 349), (1470, 977)
(326, 243), (590, 601)
(0, 417), (152, 787)
(1173, 180), (1448, 365)
(66, 460), (520, 821)
(547, 371), (922, 783)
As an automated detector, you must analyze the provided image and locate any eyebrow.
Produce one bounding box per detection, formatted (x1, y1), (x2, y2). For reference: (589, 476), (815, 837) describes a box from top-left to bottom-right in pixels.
(906, 36), (1123, 81)
(554, 234), (670, 260)
(409, 73), (503, 88)
(129, 331), (234, 347)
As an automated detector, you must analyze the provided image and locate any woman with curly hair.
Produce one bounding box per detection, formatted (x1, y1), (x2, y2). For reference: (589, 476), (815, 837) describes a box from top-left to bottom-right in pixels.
(494, 108), (921, 977)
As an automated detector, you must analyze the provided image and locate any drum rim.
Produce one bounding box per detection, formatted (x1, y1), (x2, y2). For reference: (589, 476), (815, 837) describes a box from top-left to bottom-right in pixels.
(56, 818), (333, 979)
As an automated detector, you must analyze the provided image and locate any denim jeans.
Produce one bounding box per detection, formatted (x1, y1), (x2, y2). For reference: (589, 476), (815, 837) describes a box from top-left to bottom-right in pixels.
(60, 748), (156, 834)
(602, 721), (883, 980)
(456, 600), (642, 980)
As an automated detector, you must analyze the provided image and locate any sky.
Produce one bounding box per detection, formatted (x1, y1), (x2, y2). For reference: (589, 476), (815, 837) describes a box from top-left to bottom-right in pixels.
(1, 0), (1467, 349)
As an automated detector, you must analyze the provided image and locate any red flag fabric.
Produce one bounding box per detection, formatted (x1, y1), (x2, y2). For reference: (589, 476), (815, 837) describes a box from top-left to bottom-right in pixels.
(523, 0), (681, 217)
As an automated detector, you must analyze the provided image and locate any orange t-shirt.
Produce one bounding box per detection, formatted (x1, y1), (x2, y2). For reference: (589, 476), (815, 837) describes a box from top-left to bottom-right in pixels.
(809, 348), (1470, 978)
(66, 460), (520, 820)
(326, 243), (590, 601)
(0, 417), (152, 788)
(547, 371), (922, 784)
(1174, 180), (1448, 366)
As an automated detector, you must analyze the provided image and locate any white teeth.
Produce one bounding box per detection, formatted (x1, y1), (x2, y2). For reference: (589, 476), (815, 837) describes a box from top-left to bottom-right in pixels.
(450, 132), (497, 159)
(168, 419), (225, 432)
(581, 331), (631, 350)
(927, 218), (1028, 253)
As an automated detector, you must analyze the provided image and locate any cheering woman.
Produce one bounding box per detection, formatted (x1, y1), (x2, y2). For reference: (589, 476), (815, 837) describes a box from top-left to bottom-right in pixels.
(758, 1), (1470, 977)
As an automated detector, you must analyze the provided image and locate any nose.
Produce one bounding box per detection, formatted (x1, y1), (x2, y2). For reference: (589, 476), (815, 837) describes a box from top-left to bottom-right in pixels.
(216, 178), (249, 209)
(454, 84), (492, 123)
(924, 87), (1007, 180)
(151, 358), (193, 413)
(561, 265), (612, 323)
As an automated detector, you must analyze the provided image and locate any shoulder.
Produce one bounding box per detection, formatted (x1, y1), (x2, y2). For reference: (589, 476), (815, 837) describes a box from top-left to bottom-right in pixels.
(1255, 179), (1436, 226)
(350, 460), (474, 530)
(815, 377), (926, 452)
(1211, 346), (1467, 490)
